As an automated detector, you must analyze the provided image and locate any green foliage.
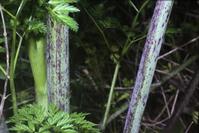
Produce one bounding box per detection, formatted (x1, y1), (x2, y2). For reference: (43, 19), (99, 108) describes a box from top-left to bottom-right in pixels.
(0, 38), (5, 44)
(21, 0), (79, 35)
(26, 19), (47, 34)
(8, 104), (100, 133)
(122, 78), (133, 87)
(0, 63), (6, 79)
(192, 111), (198, 124)
(1, 0), (199, 132)
(47, 0), (80, 31)
(0, 46), (5, 53)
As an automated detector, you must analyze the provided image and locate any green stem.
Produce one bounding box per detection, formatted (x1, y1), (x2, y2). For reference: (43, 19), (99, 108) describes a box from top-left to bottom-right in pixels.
(131, 0), (149, 28)
(8, 0), (28, 115)
(0, 65), (6, 76)
(1, 6), (16, 19)
(101, 16), (146, 131)
(16, 0), (27, 17)
(83, 7), (118, 60)
(83, 8), (110, 50)
(101, 63), (120, 130)
(28, 37), (47, 109)
(9, 20), (17, 114)
(13, 33), (25, 71)
(121, 35), (146, 57)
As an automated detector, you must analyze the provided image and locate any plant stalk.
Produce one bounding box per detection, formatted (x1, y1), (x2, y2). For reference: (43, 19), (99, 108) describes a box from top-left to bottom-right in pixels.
(28, 37), (48, 108)
(46, 17), (70, 112)
(123, 0), (174, 133)
(9, 20), (17, 114)
(101, 62), (120, 130)
(7, 0), (28, 115)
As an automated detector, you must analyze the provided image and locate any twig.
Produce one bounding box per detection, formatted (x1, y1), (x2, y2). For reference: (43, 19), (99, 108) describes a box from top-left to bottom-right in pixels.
(106, 103), (128, 125)
(162, 58), (194, 73)
(0, 4), (10, 117)
(161, 87), (171, 118)
(152, 55), (199, 90)
(154, 75), (171, 118)
(158, 36), (199, 60)
(129, 0), (139, 13)
(0, 65), (7, 77)
(170, 89), (179, 115)
(83, 7), (113, 58)
(154, 96), (174, 121)
(163, 69), (199, 132)
(101, 63), (120, 130)
(13, 32), (25, 71)
(184, 121), (194, 133)
(82, 69), (98, 91)
(143, 117), (169, 127)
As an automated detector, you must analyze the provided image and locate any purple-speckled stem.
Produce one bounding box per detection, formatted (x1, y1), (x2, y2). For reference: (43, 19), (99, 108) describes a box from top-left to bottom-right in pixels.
(123, 0), (174, 133)
(46, 17), (70, 112)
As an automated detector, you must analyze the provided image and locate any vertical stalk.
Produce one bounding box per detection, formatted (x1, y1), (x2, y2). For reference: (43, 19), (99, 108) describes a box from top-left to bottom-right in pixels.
(123, 1), (174, 133)
(6, 0), (27, 115)
(46, 17), (70, 112)
(102, 62), (120, 130)
(28, 37), (47, 108)
(9, 20), (17, 114)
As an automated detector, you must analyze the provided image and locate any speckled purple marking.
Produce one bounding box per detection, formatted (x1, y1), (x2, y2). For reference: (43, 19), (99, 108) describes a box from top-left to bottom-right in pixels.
(46, 17), (70, 112)
(123, 0), (174, 133)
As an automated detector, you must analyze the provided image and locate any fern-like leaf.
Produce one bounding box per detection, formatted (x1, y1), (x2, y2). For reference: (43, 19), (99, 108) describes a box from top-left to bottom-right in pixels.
(47, 0), (79, 31)
(8, 104), (100, 133)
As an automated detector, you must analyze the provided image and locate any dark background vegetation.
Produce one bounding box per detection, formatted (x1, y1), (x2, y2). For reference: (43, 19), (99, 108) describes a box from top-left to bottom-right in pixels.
(1, 0), (199, 133)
